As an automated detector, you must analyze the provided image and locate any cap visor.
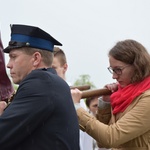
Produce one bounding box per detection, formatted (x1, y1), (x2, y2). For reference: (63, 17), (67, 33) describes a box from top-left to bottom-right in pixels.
(3, 45), (23, 53)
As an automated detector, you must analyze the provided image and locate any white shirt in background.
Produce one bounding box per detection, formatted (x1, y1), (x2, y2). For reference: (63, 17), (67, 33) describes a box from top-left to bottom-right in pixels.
(80, 99), (93, 150)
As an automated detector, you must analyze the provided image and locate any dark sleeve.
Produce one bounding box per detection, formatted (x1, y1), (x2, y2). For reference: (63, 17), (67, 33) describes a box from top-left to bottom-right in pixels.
(0, 71), (54, 149)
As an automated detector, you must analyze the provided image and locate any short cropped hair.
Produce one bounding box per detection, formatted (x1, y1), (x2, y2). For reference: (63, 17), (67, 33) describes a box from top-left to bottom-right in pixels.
(53, 47), (67, 66)
(20, 47), (53, 66)
(109, 39), (150, 83)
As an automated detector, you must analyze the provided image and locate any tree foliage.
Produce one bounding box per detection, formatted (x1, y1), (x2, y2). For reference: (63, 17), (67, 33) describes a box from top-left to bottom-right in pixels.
(73, 74), (96, 89)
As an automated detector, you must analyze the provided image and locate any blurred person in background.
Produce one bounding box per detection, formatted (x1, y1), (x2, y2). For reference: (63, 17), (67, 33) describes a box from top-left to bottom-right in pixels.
(52, 47), (94, 150)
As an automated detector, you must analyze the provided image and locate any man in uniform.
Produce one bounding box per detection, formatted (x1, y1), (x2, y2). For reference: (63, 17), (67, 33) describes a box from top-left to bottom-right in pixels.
(0, 24), (80, 150)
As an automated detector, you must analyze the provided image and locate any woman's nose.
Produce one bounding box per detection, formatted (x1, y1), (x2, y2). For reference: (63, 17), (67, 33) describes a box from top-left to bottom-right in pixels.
(112, 72), (118, 79)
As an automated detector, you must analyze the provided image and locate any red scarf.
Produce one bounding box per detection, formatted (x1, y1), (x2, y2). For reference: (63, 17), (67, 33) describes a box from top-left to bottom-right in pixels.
(110, 76), (150, 114)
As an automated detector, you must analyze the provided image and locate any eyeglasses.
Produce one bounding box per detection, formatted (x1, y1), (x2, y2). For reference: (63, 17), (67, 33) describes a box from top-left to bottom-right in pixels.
(107, 65), (130, 75)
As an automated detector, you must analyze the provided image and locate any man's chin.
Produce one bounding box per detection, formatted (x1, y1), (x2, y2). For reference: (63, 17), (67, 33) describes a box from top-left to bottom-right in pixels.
(12, 79), (19, 85)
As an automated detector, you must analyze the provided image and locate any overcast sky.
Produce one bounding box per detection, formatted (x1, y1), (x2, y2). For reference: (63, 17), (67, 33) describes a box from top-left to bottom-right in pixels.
(1, 0), (150, 88)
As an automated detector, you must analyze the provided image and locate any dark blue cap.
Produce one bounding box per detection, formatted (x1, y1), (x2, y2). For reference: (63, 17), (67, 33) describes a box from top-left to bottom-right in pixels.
(3, 24), (62, 53)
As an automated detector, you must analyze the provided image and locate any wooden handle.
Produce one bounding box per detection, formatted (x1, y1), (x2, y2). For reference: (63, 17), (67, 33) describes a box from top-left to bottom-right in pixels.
(70, 85), (91, 91)
(81, 88), (111, 99)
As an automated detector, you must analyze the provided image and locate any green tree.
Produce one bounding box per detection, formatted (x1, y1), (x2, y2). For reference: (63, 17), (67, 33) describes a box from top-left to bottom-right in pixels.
(73, 74), (96, 89)
(13, 84), (19, 91)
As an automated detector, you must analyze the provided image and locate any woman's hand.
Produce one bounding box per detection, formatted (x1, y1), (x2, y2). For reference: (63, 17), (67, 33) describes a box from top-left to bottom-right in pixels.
(102, 83), (118, 102)
(104, 82), (118, 93)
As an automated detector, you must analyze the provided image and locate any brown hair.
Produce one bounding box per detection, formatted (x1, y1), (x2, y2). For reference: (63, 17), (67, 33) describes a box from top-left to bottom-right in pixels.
(86, 97), (96, 108)
(109, 39), (150, 83)
(20, 47), (53, 66)
(53, 47), (67, 66)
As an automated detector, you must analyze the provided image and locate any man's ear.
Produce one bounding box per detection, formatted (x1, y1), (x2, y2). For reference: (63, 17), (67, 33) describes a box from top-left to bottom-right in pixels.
(63, 63), (68, 73)
(33, 52), (42, 66)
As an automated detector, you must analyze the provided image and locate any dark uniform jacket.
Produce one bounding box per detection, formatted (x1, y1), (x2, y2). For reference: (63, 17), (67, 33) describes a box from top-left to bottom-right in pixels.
(0, 68), (80, 150)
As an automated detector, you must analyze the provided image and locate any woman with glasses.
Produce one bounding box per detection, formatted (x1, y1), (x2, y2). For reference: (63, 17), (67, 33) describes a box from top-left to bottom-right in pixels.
(71, 39), (150, 150)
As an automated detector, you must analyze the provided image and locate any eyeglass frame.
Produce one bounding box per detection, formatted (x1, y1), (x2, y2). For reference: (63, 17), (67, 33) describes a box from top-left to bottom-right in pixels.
(107, 65), (130, 75)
